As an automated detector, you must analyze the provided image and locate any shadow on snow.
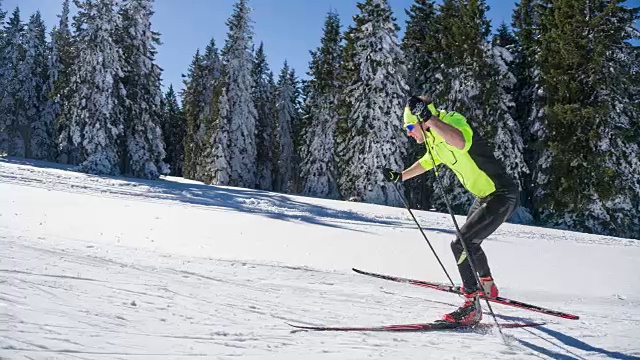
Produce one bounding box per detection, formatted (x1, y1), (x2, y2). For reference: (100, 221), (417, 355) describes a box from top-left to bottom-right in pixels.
(1, 157), (453, 234)
(515, 325), (640, 360)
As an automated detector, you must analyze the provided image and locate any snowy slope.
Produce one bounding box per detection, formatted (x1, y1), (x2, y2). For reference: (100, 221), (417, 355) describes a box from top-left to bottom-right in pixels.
(1, 157), (639, 359)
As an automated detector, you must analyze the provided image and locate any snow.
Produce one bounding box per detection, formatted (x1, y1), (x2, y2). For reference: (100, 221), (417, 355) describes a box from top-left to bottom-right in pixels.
(1, 157), (639, 359)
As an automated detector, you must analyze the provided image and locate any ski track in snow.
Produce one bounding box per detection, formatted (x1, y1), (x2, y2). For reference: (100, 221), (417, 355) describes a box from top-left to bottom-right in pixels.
(1, 157), (639, 359)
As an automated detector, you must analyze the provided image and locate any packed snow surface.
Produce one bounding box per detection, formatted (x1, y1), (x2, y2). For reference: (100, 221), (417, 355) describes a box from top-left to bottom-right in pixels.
(1, 157), (639, 359)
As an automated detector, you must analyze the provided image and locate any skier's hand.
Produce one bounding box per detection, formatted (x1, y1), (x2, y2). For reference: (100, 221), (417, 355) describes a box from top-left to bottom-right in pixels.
(407, 95), (430, 120)
(383, 168), (403, 183)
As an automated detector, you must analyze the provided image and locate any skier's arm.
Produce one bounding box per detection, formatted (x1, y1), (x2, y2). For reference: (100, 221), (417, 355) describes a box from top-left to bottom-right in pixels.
(402, 161), (428, 181)
(425, 116), (466, 150)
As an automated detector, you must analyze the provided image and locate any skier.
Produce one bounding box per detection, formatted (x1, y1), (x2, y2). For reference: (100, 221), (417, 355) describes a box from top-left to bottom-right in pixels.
(383, 95), (519, 326)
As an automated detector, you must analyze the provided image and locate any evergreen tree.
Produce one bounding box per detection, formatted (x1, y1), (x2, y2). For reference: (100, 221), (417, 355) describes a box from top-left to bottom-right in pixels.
(300, 10), (342, 199)
(601, 10), (640, 238)
(221, 0), (257, 188)
(196, 38), (223, 183)
(486, 22), (531, 223)
(338, 0), (408, 206)
(0, 2), (9, 154)
(60, 0), (127, 175)
(118, 0), (167, 179)
(0, 2), (5, 32)
(535, 0), (640, 238)
(42, 27), (61, 160)
(266, 72), (279, 187)
(402, 0), (440, 95)
(512, 0), (545, 212)
(181, 50), (205, 179)
(21, 12), (52, 160)
(493, 22), (517, 48)
(512, 0), (544, 132)
(274, 61), (296, 193)
(0, 2), (6, 60)
(0, 8), (25, 156)
(207, 84), (232, 185)
(425, 0), (492, 213)
(401, 0), (440, 210)
(49, 0), (74, 163)
(252, 42), (275, 190)
(0, 2), (5, 46)
(161, 85), (185, 176)
(288, 68), (303, 193)
(418, 0), (529, 218)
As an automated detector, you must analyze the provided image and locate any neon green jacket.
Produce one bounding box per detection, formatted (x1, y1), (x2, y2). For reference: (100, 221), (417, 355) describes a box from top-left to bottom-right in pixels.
(418, 110), (516, 198)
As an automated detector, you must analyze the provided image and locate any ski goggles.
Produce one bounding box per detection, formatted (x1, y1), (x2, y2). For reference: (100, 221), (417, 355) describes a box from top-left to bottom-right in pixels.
(403, 107), (419, 130)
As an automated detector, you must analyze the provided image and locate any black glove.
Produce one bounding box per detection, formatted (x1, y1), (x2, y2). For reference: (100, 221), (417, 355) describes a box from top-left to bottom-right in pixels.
(383, 168), (402, 183)
(407, 95), (431, 120)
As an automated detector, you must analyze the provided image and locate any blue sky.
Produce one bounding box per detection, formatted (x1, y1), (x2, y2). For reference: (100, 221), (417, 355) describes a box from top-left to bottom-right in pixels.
(3, 0), (639, 96)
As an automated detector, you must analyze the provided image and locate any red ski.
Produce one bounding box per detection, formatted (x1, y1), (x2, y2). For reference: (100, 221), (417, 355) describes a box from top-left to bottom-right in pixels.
(353, 268), (579, 320)
(288, 320), (544, 332)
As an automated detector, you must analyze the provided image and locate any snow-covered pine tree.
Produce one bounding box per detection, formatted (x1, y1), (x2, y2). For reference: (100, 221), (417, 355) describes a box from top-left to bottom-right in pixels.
(492, 22), (517, 48)
(300, 10), (342, 199)
(598, 8), (640, 239)
(287, 68), (303, 193)
(419, 0), (528, 219)
(181, 50), (206, 180)
(401, 0), (441, 210)
(0, 3), (9, 154)
(252, 42), (275, 191)
(59, 0), (127, 175)
(58, 1), (88, 165)
(207, 85), (232, 185)
(0, 3), (6, 55)
(402, 0), (440, 96)
(0, 8), (25, 156)
(511, 0), (546, 212)
(0, 2), (5, 34)
(535, 0), (640, 238)
(161, 85), (185, 176)
(267, 72), (279, 187)
(0, 2), (5, 47)
(195, 38), (223, 183)
(21, 11), (53, 160)
(47, 0), (74, 163)
(118, 0), (167, 179)
(424, 0), (491, 213)
(221, 0), (257, 189)
(42, 27), (61, 160)
(274, 61), (296, 193)
(486, 23), (531, 223)
(337, 0), (408, 206)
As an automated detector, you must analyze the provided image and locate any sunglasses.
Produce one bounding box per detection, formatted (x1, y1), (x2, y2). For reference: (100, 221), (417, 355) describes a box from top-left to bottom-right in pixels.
(405, 123), (416, 131)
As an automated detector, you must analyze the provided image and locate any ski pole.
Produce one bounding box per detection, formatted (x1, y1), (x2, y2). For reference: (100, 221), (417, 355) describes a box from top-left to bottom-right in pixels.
(391, 183), (456, 287)
(421, 127), (505, 337)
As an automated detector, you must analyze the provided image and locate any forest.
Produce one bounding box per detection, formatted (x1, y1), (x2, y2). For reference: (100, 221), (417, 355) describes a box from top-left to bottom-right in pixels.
(0, 0), (638, 239)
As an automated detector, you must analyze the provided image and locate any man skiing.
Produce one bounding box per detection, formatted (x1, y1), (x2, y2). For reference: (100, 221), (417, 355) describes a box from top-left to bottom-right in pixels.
(383, 95), (519, 326)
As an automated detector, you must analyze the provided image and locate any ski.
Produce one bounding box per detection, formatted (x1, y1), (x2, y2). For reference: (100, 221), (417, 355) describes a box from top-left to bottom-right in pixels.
(287, 320), (544, 332)
(353, 268), (579, 320)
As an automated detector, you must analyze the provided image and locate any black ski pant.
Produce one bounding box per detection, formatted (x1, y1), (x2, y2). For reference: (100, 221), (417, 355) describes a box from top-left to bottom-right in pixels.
(451, 188), (519, 293)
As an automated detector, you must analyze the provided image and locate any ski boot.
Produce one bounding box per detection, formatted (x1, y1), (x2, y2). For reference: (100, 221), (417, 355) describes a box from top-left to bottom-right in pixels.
(461, 276), (499, 299)
(442, 290), (483, 326)
(480, 275), (498, 298)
